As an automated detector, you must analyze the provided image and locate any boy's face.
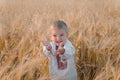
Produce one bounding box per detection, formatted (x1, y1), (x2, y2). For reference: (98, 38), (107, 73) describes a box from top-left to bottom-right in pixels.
(50, 27), (67, 46)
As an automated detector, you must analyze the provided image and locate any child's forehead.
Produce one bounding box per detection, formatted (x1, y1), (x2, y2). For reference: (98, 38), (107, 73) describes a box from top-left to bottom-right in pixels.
(49, 25), (68, 35)
(50, 28), (66, 35)
(51, 27), (66, 32)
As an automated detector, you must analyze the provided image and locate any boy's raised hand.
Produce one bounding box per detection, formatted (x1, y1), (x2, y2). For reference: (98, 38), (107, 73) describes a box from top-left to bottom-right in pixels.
(42, 41), (52, 51)
(56, 48), (65, 55)
(54, 42), (65, 56)
(58, 42), (65, 54)
(46, 45), (52, 51)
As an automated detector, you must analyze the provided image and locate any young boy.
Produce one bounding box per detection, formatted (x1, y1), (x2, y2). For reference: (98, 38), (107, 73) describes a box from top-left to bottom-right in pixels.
(42, 20), (77, 80)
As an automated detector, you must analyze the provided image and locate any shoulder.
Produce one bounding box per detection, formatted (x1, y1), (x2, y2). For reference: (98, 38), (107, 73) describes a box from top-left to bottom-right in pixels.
(50, 42), (55, 45)
(64, 39), (74, 47)
(65, 39), (72, 45)
(64, 39), (75, 53)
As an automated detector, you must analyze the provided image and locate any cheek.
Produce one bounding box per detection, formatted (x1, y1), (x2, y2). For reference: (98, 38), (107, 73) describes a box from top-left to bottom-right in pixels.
(62, 36), (67, 41)
(50, 36), (53, 41)
(50, 36), (56, 41)
(63, 35), (67, 39)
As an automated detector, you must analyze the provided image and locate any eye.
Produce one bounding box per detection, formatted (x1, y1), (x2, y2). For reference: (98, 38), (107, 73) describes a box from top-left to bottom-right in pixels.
(60, 34), (64, 36)
(53, 34), (57, 37)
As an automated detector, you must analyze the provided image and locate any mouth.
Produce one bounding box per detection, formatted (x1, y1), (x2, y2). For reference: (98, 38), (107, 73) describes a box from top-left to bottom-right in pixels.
(56, 41), (63, 44)
(55, 41), (63, 46)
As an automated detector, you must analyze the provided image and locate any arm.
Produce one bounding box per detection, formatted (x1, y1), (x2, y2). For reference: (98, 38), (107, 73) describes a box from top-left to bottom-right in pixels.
(42, 41), (53, 57)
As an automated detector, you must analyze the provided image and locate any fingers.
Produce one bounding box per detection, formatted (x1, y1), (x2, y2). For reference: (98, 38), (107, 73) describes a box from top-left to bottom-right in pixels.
(55, 48), (65, 55)
(54, 50), (61, 55)
(59, 42), (64, 47)
(60, 49), (65, 54)
(46, 46), (52, 51)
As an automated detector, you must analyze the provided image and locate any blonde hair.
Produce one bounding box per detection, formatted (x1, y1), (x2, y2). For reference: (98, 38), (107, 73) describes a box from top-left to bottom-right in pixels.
(50, 20), (68, 34)
(46, 20), (68, 40)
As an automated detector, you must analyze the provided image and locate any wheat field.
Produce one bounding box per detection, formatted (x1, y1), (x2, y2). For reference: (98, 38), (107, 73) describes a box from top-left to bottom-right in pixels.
(0, 0), (120, 80)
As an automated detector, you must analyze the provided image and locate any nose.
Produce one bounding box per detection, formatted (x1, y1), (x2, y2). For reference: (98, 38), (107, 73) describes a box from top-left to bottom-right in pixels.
(56, 36), (61, 41)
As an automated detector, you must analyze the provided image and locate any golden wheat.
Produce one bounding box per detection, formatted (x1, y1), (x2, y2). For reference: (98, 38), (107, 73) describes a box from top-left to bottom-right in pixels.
(0, 0), (120, 80)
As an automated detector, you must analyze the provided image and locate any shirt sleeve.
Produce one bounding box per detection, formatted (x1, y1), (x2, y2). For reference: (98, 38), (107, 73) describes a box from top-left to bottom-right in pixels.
(43, 46), (52, 57)
(59, 40), (75, 59)
(42, 42), (54, 57)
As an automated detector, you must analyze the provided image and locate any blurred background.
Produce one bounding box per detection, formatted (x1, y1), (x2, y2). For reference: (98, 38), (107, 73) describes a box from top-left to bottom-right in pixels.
(0, 0), (120, 80)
